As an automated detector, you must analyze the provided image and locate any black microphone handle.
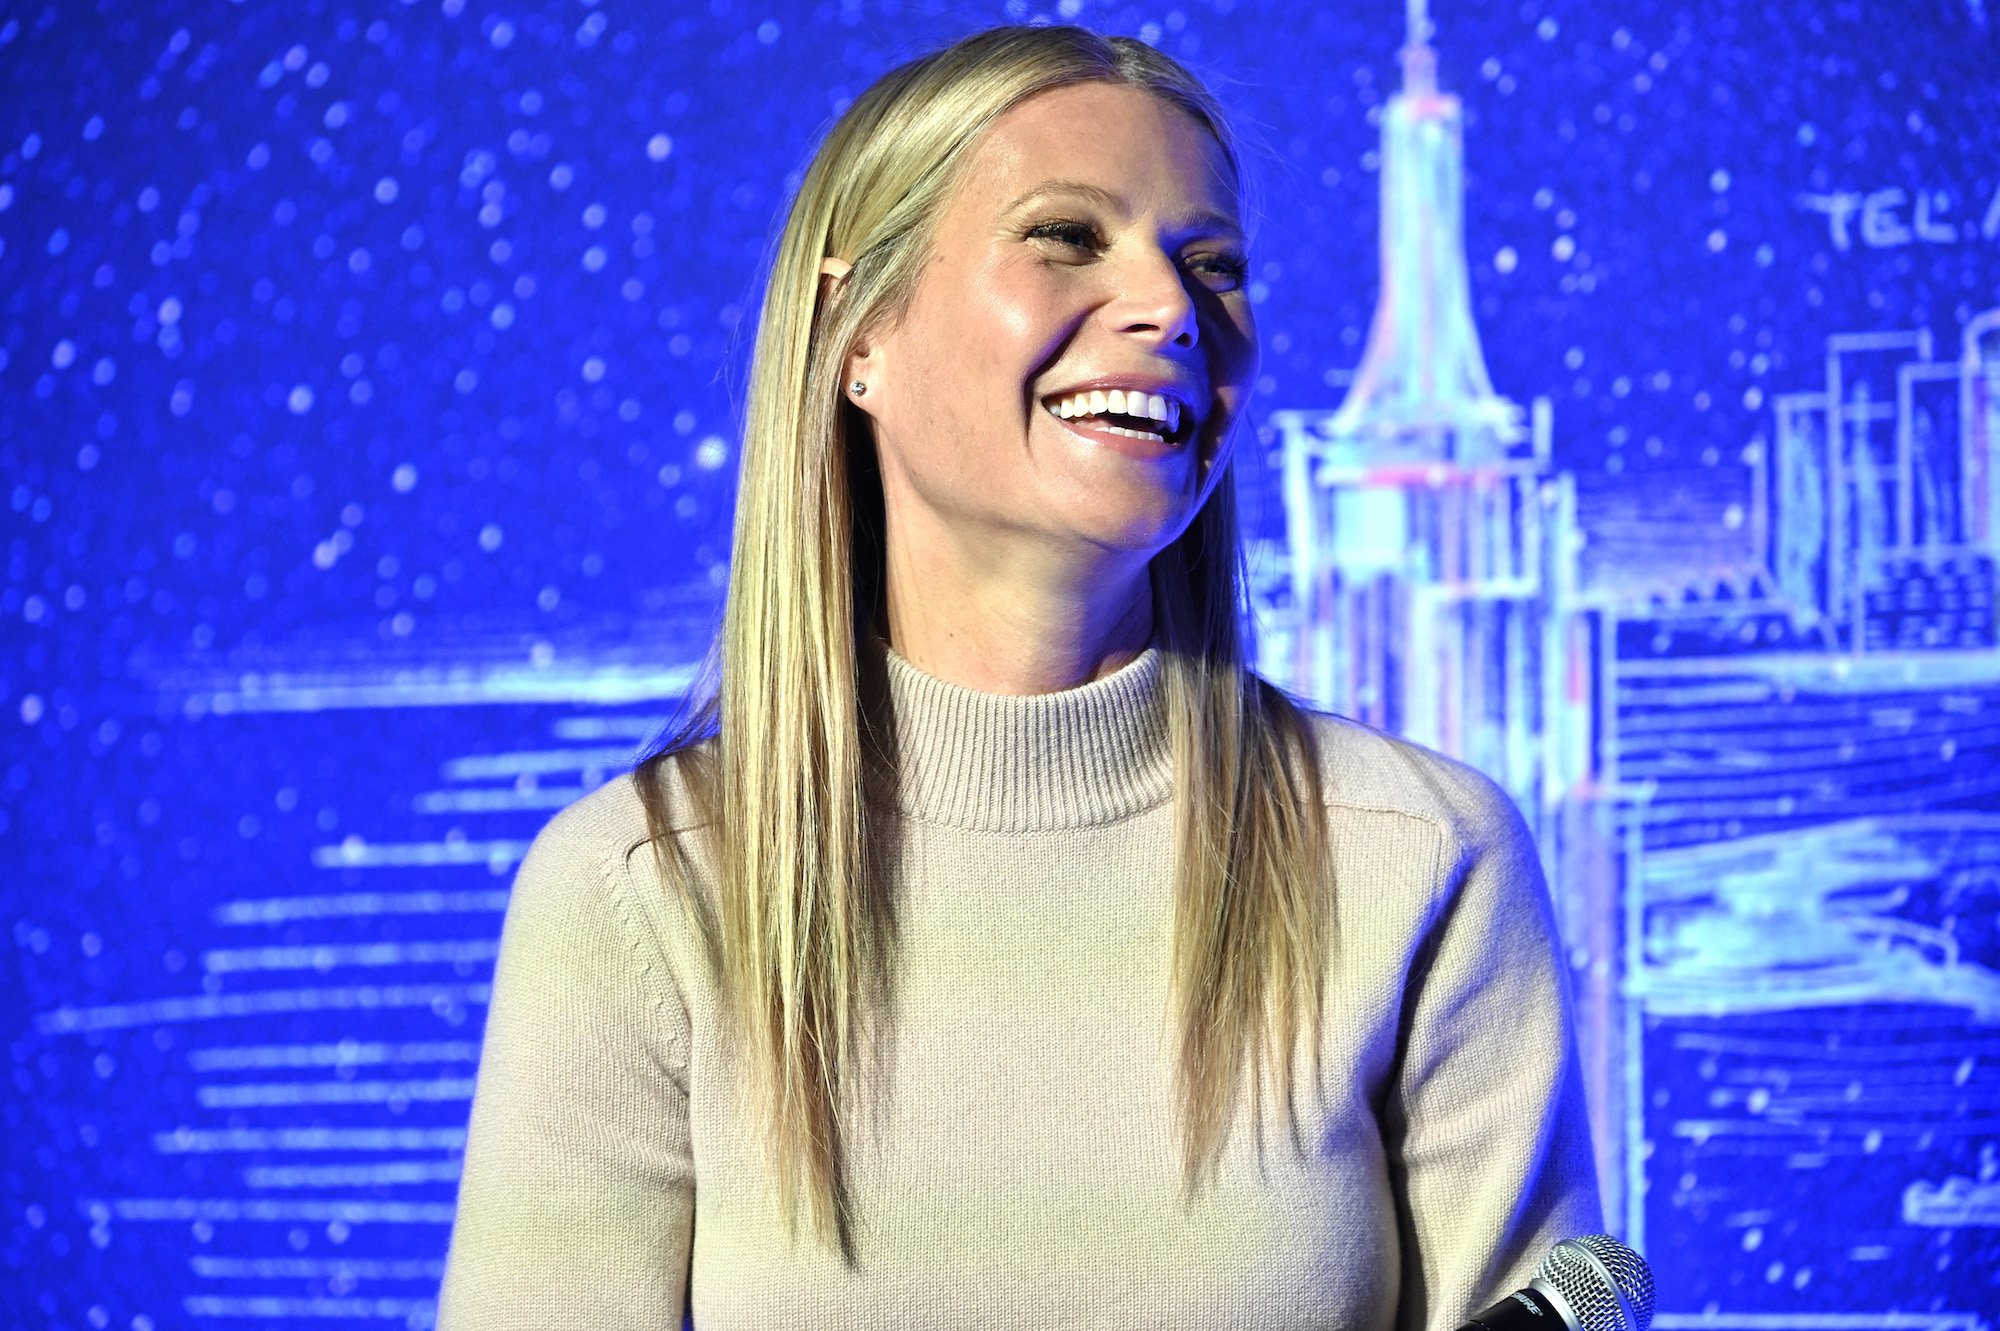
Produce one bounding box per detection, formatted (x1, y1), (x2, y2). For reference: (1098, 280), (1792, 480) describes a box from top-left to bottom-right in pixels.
(1458, 1281), (1577, 1331)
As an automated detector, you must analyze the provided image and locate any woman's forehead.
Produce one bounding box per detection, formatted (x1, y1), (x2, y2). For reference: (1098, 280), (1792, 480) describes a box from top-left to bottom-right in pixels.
(955, 82), (1241, 224)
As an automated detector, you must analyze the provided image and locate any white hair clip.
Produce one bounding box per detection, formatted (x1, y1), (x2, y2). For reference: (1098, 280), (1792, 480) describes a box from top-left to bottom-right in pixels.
(819, 257), (853, 281)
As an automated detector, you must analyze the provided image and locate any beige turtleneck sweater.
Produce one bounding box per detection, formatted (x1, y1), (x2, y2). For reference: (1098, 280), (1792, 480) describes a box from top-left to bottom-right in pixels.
(436, 646), (1601, 1329)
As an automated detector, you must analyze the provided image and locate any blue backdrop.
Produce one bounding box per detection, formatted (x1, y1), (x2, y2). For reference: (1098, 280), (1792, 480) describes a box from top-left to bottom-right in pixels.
(6, 0), (2000, 1326)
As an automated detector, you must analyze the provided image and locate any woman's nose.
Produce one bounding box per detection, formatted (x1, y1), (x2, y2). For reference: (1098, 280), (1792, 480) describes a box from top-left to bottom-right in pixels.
(1113, 251), (1200, 350)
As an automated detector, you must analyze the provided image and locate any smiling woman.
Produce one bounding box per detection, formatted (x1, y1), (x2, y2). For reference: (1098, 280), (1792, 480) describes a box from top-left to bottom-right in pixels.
(850, 79), (1258, 670)
(436, 24), (1600, 1330)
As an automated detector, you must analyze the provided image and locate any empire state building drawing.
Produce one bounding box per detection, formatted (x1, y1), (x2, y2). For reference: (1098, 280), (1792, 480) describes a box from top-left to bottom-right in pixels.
(1271, 0), (1601, 843)
(1264, 0), (1617, 1221)
(1329, 1), (1524, 460)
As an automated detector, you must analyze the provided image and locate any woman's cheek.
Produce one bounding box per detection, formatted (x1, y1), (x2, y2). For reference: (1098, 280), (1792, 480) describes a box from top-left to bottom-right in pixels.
(1217, 300), (1258, 392)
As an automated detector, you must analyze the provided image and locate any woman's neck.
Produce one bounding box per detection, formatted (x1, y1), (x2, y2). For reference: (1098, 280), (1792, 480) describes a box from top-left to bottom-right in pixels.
(878, 539), (1155, 696)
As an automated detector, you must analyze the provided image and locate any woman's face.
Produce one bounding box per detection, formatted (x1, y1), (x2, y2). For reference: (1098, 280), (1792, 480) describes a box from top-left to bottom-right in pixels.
(849, 80), (1257, 567)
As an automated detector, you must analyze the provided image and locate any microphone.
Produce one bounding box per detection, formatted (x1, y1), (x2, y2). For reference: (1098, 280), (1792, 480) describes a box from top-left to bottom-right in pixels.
(1458, 1234), (1656, 1331)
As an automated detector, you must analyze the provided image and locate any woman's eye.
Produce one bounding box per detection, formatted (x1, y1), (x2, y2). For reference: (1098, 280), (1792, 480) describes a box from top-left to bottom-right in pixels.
(1186, 252), (1250, 293)
(1027, 220), (1102, 252)
(1025, 221), (1247, 292)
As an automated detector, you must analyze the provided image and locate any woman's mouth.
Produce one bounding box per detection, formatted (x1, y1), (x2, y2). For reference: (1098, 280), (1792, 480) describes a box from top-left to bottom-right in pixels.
(1041, 388), (1193, 448)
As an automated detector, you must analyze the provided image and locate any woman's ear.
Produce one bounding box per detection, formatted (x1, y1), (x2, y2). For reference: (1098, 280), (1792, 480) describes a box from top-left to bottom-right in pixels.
(842, 340), (884, 415)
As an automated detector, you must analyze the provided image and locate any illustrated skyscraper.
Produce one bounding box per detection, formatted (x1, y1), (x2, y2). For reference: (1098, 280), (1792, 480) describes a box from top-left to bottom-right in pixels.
(1326, 0), (1524, 462)
(1274, 0), (1600, 832)
(1265, 0), (1619, 1223)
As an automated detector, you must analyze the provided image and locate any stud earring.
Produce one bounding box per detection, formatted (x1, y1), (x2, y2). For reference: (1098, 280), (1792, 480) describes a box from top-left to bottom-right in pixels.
(848, 380), (867, 397)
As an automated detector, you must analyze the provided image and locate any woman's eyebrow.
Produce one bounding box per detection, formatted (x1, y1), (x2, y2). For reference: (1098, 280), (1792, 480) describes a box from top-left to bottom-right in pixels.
(1004, 179), (1243, 241)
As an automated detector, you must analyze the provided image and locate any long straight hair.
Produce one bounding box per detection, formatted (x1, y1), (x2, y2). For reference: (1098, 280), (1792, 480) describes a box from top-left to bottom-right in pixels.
(632, 24), (1330, 1264)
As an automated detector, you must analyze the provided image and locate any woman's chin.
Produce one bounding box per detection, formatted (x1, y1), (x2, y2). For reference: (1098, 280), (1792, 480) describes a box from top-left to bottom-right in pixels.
(1044, 490), (1201, 559)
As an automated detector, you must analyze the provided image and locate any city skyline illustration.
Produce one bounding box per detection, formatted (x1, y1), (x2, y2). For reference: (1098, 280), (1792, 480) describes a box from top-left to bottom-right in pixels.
(1256, 0), (2000, 1313)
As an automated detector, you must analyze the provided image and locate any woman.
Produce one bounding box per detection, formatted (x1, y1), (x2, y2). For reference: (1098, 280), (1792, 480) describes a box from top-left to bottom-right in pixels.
(438, 24), (1600, 1329)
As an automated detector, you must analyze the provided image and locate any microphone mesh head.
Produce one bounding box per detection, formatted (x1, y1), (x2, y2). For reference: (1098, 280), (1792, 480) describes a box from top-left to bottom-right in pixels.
(1536, 1234), (1656, 1331)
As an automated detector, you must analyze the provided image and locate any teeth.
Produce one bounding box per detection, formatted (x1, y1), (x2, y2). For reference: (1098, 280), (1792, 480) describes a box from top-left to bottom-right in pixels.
(1042, 388), (1184, 438)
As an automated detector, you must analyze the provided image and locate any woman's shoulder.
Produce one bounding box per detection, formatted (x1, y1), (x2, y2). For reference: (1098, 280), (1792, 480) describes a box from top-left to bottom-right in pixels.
(508, 774), (651, 895)
(1279, 701), (1552, 934)
(500, 756), (717, 989)
(515, 749), (711, 885)
(1284, 700), (1532, 857)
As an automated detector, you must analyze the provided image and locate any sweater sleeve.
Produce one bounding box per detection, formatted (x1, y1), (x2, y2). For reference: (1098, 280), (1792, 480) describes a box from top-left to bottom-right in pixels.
(1385, 773), (1604, 1331)
(436, 797), (695, 1329)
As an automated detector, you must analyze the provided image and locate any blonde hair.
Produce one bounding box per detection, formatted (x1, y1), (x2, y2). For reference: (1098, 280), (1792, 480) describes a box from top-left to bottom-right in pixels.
(634, 24), (1330, 1264)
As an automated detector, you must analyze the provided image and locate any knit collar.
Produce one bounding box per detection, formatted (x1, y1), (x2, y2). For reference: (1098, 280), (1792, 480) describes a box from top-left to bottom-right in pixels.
(872, 641), (1173, 832)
